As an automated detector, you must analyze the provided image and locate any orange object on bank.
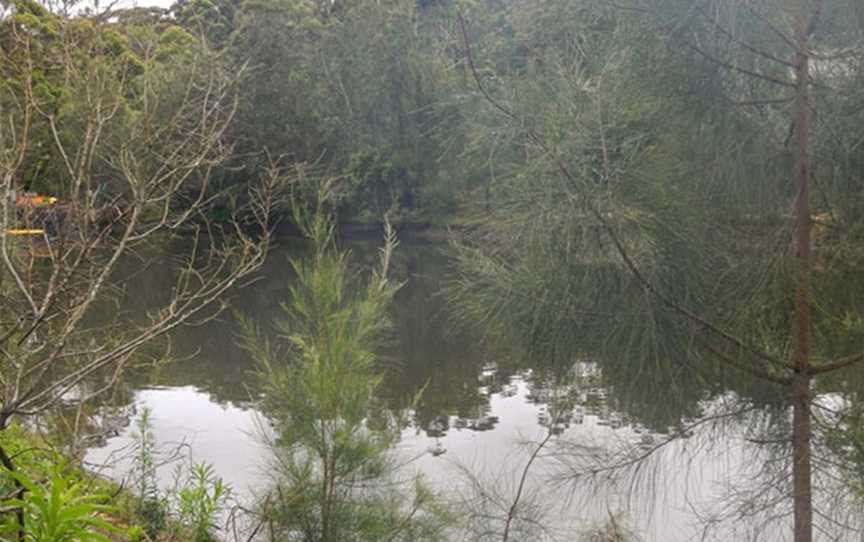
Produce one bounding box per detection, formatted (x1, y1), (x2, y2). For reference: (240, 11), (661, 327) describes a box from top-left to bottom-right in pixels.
(16, 193), (58, 207)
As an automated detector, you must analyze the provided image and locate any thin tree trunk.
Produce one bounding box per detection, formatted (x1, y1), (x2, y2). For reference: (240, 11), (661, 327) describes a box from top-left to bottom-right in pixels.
(321, 453), (330, 542)
(502, 431), (553, 542)
(792, 8), (813, 542)
(791, 373), (812, 542)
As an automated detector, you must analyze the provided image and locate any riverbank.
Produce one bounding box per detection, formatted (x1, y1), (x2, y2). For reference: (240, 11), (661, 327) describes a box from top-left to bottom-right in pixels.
(0, 424), (141, 541)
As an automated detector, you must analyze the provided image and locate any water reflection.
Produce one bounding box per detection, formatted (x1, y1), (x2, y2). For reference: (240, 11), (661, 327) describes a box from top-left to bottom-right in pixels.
(82, 237), (864, 541)
(116, 238), (508, 427)
(86, 387), (270, 503)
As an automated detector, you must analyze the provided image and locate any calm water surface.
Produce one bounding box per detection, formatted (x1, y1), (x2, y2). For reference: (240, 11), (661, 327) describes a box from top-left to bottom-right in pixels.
(85, 237), (794, 541)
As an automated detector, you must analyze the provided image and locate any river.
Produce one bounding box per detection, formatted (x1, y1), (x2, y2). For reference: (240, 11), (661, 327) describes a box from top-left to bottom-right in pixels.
(83, 236), (848, 541)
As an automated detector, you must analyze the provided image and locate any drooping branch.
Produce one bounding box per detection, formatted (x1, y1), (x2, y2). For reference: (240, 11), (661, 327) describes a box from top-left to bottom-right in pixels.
(549, 403), (760, 481)
(502, 430), (554, 542)
(698, 5), (796, 69)
(684, 40), (796, 89)
(810, 352), (864, 376)
(457, 11), (792, 381)
(698, 337), (792, 385)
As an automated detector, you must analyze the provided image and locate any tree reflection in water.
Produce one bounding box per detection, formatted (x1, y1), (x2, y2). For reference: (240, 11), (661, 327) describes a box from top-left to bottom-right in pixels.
(81, 238), (864, 540)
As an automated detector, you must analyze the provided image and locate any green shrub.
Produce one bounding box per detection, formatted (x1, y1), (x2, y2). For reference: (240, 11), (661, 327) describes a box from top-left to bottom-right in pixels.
(172, 461), (230, 542)
(242, 188), (447, 541)
(128, 407), (232, 541)
(0, 462), (120, 542)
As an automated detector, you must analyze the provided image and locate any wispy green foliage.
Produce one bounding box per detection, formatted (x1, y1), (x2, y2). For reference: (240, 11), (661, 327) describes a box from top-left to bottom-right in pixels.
(241, 185), (447, 542)
(447, 0), (864, 538)
(130, 408), (167, 539)
(128, 407), (233, 541)
(171, 462), (230, 542)
(579, 512), (637, 542)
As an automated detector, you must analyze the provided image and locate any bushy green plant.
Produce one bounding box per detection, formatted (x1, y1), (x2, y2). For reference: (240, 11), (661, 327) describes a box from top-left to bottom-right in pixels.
(126, 524), (145, 541)
(128, 407), (232, 541)
(241, 187), (446, 542)
(171, 461), (230, 542)
(0, 425), (53, 498)
(0, 462), (120, 542)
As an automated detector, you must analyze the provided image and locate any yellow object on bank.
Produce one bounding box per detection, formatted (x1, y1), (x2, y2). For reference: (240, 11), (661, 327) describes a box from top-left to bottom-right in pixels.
(6, 229), (45, 236)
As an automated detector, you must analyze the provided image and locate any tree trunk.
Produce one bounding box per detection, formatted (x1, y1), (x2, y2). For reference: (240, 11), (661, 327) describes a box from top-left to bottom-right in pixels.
(792, 7), (814, 541)
(792, 372), (812, 542)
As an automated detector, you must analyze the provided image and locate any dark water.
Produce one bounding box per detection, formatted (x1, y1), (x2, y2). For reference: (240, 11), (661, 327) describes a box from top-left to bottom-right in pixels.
(83, 237), (858, 541)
